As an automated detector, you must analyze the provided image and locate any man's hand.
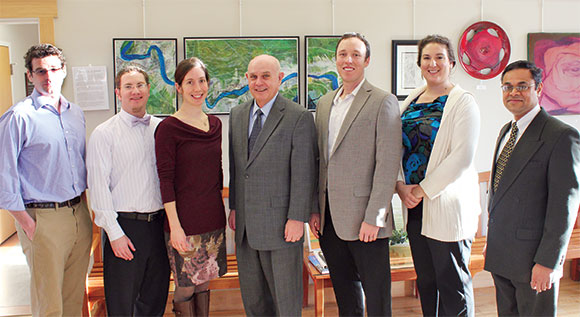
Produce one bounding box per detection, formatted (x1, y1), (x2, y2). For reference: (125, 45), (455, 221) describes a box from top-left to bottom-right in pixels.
(308, 213), (321, 239)
(10, 210), (36, 240)
(359, 222), (380, 242)
(531, 263), (556, 293)
(228, 209), (236, 231)
(285, 219), (304, 242)
(395, 182), (422, 209)
(111, 235), (136, 261)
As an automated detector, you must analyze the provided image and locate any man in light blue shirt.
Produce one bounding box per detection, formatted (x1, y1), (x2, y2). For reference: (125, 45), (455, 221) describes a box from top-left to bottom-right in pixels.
(0, 44), (92, 317)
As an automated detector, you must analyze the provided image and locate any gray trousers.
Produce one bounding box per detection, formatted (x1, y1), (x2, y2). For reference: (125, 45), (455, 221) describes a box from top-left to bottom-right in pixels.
(492, 272), (559, 316)
(236, 234), (303, 316)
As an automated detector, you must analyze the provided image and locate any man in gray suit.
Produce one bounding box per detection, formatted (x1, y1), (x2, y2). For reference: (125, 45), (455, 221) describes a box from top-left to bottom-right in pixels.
(308, 32), (401, 316)
(228, 54), (317, 316)
(485, 60), (580, 316)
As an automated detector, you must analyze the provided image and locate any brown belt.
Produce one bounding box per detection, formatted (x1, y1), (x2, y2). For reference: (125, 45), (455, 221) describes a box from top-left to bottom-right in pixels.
(24, 196), (81, 209)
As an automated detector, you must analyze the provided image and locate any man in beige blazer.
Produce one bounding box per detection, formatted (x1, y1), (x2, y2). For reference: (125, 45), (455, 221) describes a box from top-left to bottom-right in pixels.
(309, 33), (402, 316)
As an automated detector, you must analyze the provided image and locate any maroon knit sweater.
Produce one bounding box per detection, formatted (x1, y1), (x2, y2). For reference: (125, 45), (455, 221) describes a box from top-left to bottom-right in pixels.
(155, 115), (226, 235)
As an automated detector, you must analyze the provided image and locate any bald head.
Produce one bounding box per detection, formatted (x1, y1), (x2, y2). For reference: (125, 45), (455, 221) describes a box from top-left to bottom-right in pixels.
(246, 54), (285, 107)
(248, 54), (281, 73)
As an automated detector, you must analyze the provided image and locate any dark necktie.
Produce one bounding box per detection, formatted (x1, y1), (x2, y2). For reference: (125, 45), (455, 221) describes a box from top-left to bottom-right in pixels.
(493, 122), (518, 192)
(248, 109), (263, 157)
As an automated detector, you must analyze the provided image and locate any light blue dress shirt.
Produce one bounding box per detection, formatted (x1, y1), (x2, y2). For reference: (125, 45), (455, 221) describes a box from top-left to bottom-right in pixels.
(248, 93), (278, 137)
(0, 89), (87, 211)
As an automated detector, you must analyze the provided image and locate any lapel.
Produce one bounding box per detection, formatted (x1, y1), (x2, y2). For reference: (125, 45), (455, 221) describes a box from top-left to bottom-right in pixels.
(238, 102), (252, 165)
(490, 109), (548, 211)
(318, 90), (337, 165)
(330, 81), (372, 158)
(246, 96), (285, 166)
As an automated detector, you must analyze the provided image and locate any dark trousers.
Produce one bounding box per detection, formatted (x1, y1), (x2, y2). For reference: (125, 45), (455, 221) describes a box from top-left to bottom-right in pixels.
(492, 272), (558, 316)
(407, 203), (474, 317)
(319, 199), (392, 317)
(103, 214), (170, 316)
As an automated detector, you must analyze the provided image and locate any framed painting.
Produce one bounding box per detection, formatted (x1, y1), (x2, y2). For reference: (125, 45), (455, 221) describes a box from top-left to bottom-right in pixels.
(305, 35), (341, 110)
(528, 33), (580, 115)
(113, 38), (178, 116)
(184, 36), (300, 114)
(391, 40), (423, 101)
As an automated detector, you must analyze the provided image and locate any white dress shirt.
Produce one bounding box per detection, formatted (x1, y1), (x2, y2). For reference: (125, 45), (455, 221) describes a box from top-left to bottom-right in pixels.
(496, 105), (541, 161)
(328, 79), (365, 159)
(87, 109), (163, 241)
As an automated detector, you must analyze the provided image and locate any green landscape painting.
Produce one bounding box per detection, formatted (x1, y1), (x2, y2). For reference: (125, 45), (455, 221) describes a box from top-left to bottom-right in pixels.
(184, 37), (299, 114)
(306, 36), (340, 110)
(113, 38), (177, 116)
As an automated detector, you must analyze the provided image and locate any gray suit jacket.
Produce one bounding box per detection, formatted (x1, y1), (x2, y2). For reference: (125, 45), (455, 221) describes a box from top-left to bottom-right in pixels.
(485, 109), (580, 282)
(315, 80), (402, 241)
(229, 95), (317, 251)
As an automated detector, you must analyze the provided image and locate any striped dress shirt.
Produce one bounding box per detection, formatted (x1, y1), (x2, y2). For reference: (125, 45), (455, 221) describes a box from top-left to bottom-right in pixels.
(87, 109), (163, 241)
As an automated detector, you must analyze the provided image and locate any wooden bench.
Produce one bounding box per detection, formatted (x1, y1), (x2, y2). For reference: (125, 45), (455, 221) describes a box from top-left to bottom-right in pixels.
(83, 189), (238, 316)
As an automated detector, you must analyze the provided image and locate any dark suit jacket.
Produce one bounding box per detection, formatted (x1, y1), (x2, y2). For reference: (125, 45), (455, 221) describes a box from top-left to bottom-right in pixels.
(229, 95), (317, 251)
(485, 108), (580, 282)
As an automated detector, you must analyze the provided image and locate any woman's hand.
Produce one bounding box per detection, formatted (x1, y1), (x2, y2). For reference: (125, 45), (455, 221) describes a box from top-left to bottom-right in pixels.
(396, 181), (423, 209)
(170, 226), (190, 254)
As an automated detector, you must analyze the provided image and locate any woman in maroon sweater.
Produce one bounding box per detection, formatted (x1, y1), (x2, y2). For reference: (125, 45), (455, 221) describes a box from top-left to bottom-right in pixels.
(155, 57), (226, 316)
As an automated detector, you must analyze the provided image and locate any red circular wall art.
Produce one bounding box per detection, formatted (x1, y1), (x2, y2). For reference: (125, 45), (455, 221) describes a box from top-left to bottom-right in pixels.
(458, 21), (511, 80)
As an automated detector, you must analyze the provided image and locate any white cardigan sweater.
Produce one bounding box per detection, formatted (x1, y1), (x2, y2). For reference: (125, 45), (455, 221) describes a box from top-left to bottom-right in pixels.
(399, 85), (481, 242)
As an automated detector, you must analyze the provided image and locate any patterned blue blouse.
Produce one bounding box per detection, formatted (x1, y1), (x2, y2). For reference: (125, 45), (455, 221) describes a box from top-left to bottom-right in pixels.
(401, 95), (448, 184)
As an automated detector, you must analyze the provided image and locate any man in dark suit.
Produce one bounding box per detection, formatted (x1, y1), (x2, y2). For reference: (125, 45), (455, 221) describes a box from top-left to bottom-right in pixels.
(485, 60), (580, 316)
(308, 32), (401, 316)
(228, 54), (317, 316)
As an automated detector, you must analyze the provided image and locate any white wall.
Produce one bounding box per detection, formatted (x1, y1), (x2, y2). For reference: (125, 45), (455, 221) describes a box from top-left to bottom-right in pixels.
(0, 23), (39, 103)
(52, 0), (580, 183)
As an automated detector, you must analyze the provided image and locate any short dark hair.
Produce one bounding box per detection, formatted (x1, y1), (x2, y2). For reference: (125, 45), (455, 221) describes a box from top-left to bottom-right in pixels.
(335, 32), (371, 60)
(24, 44), (66, 72)
(175, 57), (210, 86)
(501, 60), (543, 87)
(416, 34), (456, 68)
(115, 65), (150, 88)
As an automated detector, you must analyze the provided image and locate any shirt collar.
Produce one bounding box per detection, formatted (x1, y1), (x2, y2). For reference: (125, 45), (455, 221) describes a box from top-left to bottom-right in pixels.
(333, 79), (365, 105)
(514, 105), (541, 130)
(31, 89), (70, 113)
(252, 92), (278, 118)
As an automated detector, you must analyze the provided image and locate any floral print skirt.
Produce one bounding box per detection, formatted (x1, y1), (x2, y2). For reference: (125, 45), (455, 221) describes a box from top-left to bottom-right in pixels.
(165, 227), (227, 287)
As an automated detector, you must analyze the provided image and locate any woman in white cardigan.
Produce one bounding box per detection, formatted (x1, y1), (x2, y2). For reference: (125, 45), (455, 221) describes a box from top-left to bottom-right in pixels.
(396, 35), (481, 317)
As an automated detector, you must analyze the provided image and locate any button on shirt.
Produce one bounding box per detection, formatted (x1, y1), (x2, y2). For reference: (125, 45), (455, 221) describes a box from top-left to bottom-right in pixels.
(86, 109), (163, 241)
(248, 93), (278, 136)
(328, 79), (365, 159)
(496, 105), (541, 161)
(0, 89), (87, 211)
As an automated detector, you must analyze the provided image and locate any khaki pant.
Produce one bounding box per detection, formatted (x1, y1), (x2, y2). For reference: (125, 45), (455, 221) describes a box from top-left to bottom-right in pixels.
(15, 199), (92, 317)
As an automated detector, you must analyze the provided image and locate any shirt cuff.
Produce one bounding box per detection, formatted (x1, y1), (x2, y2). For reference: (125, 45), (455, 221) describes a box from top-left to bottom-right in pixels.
(103, 221), (125, 242)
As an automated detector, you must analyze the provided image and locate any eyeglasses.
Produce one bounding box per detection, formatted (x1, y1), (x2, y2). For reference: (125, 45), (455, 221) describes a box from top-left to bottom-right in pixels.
(31, 67), (63, 76)
(501, 83), (535, 93)
(122, 83), (148, 90)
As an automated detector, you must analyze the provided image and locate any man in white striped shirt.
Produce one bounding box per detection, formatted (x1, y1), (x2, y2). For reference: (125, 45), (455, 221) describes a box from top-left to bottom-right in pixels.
(87, 66), (170, 316)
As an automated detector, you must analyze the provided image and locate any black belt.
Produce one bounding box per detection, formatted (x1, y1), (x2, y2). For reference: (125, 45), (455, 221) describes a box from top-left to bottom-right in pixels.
(117, 210), (164, 222)
(25, 196), (81, 209)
